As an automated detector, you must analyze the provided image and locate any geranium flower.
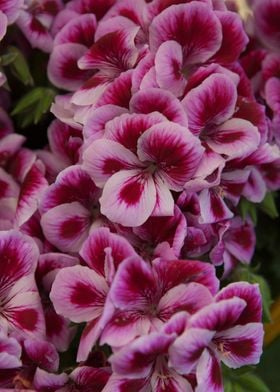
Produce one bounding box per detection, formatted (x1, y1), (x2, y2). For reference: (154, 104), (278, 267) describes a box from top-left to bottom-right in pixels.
(210, 217), (256, 275)
(99, 256), (218, 349)
(107, 317), (193, 392)
(37, 119), (83, 182)
(118, 205), (187, 260)
(254, 0), (280, 52)
(50, 227), (138, 361)
(0, 230), (45, 339)
(40, 165), (101, 253)
(83, 120), (204, 226)
(169, 282), (264, 391)
(182, 73), (260, 159)
(36, 252), (79, 351)
(16, 0), (62, 52)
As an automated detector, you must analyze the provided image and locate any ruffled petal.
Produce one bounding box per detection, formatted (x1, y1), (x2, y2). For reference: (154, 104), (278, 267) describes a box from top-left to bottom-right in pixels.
(50, 265), (107, 323)
(109, 256), (157, 311)
(155, 40), (186, 97)
(149, 2), (222, 66)
(79, 227), (137, 277)
(196, 349), (223, 392)
(214, 323), (264, 368)
(215, 282), (262, 324)
(137, 121), (204, 190)
(83, 139), (141, 187)
(190, 298), (247, 331)
(182, 74), (237, 135)
(100, 170), (157, 227)
(169, 328), (215, 374)
(130, 88), (188, 126)
(41, 202), (92, 253)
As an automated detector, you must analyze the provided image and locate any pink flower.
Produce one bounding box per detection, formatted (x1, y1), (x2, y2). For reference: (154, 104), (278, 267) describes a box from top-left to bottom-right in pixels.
(169, 283), (264, 391)
(84, 120), (204, 226)
(16, 0), (62, 52)
(0, 230), (45, 339)
(107, 318), (193, 392)
(182, 73), (260, 159)
(0, 329), (22, 369)
(99, 256), (218, 349)
(40, 165), (101, 253)
(50, 227), (138, 361)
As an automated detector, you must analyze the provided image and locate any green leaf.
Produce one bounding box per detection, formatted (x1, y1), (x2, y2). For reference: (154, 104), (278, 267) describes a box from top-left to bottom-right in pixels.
(235, 373), (270, 392)
(258, 192), (279, 219)
(224, 367), (271, 392)
(11, 88), (43, 115)
(254, 274), (273, 323)
(0, 52), (18, 66)
(239, 198), (258, 225)
(6, 46), (34, 86)
(11, 87), (56, 127)
(33, 88), (56, 124)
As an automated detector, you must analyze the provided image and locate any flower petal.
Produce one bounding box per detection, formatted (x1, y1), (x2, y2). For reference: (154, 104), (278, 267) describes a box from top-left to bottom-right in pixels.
(169, 328), (215, 374)
(254, 0), (280, 52)
(190, 298), (247, 331)
(104, 112), (166, 154)
(151, 367), (193, 392)
(23, 339), (59, 372)
(16, 10), (53, 52)
(215, 282), (262, 324)
(78, 27), (139, 74)
(54, 14), (97, 47)
(70, 366), (111, 390)
(137, 121), (204, 190)
(153, 258), (219, 296)
(77, 318), (103, 361)
(0, 333), (21, 369)
(198, 188), (234, 224)
(83, 139), (141, 187)
(158, 282), (213, 321)
(152, 175), (174, 216)
(210, 11), (248, 64)
(149, 2), (222, 65)
(110, 332), (175, 379)
(0, 230), (39, 291)
(134, 205), (187, 257)
(4, 290), (45, 339)
(100, 170), (157, 227)
(196, 349), (223, 392)
(79, 227), (137, 277)
(214, 323), (264, 368)
(84, 105), (127, 141)
(224, 217), (256, 264)
(182, 74), (237, 135)
(15, 161), (48, 227)
(41, 202), (92, 253)
(100, 311), (150, 348)
(155, 40), (186, 97)
(50, 265), (107, 323)
(48, 43), (92, 91)
(130, 88), (188, 126)
(242, 167), (267, 203)
(96, 70), (133, 109)
(109, 256), (156, 311)
(44, 304), (75, 352)
(33, 368), (68, 391)
(40, 165), (99, 214)
(207, 118), (260, 159)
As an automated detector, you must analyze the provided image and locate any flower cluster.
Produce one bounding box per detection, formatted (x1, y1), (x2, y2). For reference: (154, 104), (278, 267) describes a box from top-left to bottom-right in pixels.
(0, 0), (279, 391)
